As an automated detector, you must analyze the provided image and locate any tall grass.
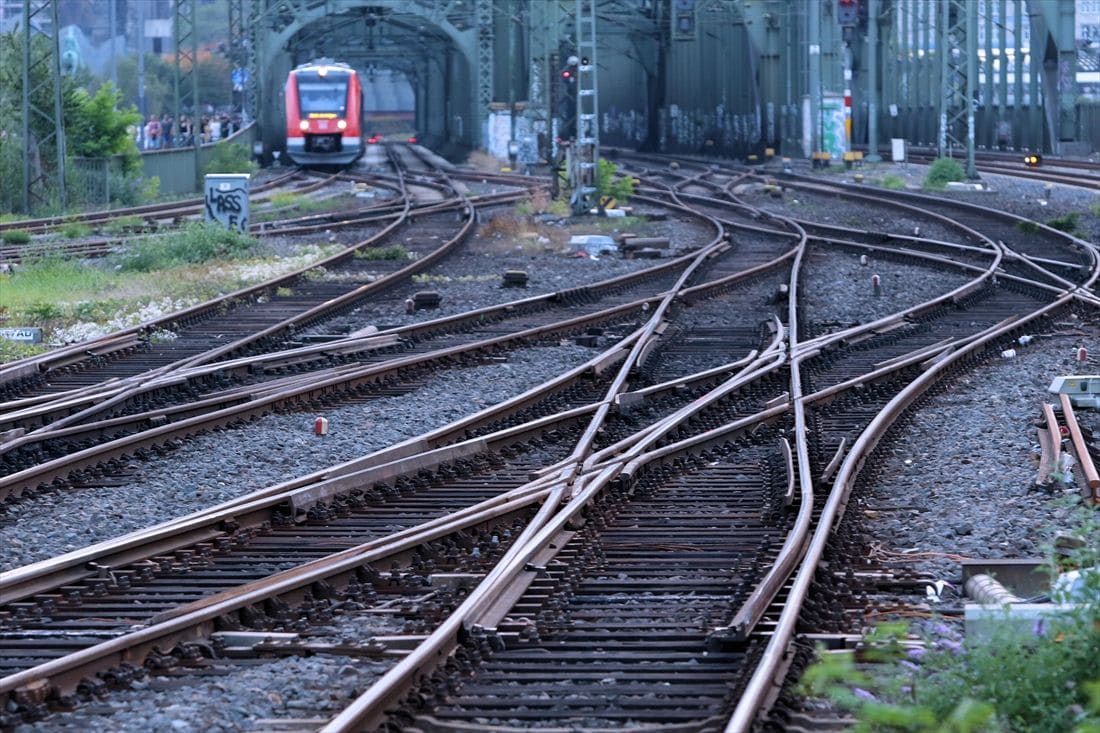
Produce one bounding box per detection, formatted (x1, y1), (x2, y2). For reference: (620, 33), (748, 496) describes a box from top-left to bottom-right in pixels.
(0, 257), (117, 320)
(1, 230), (30, 244)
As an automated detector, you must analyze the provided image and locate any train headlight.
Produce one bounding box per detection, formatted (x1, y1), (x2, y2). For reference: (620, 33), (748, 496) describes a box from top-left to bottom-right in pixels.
(337, 119), (347, 130)
(298, 120), (310, 131)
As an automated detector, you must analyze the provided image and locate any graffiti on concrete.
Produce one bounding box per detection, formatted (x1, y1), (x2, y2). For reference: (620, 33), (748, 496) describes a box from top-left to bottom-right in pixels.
(204, 175), (250, 232)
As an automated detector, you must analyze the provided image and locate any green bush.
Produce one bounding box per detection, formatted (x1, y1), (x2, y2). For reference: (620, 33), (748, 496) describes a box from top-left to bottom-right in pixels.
(112, 221), (258, 272)
(880, 175), (906, 190)
(61, 222), (90, 239)
(596, 158), (636, 204)
(1016, 220), (1041, 235)
(138, 176), (161, 202)
(201, 143), (257, 176)
(800, 506), (1100, 733)
(0, 338), (48, 362)
(2, 230), (31, 244)
(923, 158), (965, 190)
(103, 215), (148, 236)
(353, 244), (410, 261)
(267, 192), (300, 208)
(24, 300), (64, 320)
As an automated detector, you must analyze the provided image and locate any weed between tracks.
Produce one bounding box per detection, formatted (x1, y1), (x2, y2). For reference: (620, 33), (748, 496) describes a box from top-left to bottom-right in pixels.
(253, 192), (358, 223)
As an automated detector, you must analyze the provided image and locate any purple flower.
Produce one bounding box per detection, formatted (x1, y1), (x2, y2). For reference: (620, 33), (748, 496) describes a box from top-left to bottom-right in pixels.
(901, 660), (921, 673)
(907, 647), (926, 661)
(931, 622), (955, 637)
(1032, 617), (1046, 638)
(853, 687), (877, 701)
(935, 638), (963, 654)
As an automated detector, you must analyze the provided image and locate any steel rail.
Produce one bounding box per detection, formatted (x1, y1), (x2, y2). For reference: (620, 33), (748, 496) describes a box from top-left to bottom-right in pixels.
(0, 158), (487, 388)
(776, 175), (1099, 276)
(0, 478), (559, 703)
(0, 192), (541, 423)
(0, 236), (701, 453)
(3, 225), (784, 713)
(0, 168), (306, 234)
(0, 328), (644, 604)
(316, 205), (734, 731)
(725, 292), (1084, 731)
(318, 406), (798, 732)
(1, 183), (744, 498)
(0, 287), (667, 501)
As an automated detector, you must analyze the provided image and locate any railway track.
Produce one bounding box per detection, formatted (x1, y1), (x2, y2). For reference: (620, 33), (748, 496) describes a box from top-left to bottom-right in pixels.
(902, 149), (1100, 191)
(1, 147), (1097, 731)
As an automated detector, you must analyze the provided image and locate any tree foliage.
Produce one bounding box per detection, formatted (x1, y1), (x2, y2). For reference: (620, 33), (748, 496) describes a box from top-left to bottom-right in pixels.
(0, 31), (147, 213)
(66, 82), (141, 169)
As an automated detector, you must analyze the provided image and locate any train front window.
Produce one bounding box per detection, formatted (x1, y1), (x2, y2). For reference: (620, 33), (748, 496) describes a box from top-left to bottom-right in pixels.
(296, 72), (349, 115)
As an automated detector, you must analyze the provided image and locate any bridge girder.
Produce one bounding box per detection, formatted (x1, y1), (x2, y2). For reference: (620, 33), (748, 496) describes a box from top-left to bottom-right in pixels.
(247, 0), (1084, 162)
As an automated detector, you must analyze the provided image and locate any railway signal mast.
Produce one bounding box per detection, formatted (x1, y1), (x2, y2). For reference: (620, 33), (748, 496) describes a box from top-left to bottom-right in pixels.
(570, 0), (599, 216)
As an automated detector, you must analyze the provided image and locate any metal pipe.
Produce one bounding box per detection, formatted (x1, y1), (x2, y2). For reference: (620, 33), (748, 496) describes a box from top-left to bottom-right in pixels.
(808, 1), (821, 155)
(966, 574), (1022, 604)
(866, 0), (881, 160)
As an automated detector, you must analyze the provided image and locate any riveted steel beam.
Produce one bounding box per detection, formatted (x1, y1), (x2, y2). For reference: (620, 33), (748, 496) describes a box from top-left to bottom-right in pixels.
(175, 0), (201, 181)
(20, 0), (67, 214)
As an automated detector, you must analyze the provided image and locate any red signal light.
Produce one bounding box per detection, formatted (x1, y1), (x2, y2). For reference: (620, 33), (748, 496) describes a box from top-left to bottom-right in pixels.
(561, 70), (573, 81)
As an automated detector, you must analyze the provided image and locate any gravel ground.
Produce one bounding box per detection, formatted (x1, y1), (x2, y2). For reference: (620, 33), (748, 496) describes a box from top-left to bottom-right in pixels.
(791, 162), (1100, 580)
(0, 345), (597, 571)
(795, 160), (1099, 242)
(1, 210), (716, 571)
(802, 246), (975, 331)
(305, 208), (713, 336)
(860, 325), (1100, 581)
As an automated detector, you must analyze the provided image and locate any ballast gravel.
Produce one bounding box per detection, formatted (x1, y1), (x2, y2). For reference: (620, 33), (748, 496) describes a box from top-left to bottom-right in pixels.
(802, 245), (975, 331)
(0, 345), (597, 571)
(13, 611), (404, 733)
(856, 323), (1100, 581)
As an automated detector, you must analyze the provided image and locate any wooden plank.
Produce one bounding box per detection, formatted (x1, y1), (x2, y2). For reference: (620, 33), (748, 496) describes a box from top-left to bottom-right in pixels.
(1042, 403), (1062, 465)
(1036, 427), (1055, 485)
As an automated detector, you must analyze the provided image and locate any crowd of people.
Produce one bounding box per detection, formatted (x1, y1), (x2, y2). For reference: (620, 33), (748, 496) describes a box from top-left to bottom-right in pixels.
(135, 109), (245, 150)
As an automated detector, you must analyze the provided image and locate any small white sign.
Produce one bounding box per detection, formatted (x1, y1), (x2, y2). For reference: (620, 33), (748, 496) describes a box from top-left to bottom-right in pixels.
(0, 327), (43, 343)
(891, 138), (907, 162)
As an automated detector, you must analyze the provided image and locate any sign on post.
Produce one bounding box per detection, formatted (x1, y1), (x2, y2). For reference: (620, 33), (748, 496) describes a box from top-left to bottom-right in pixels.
(204, 174), (250, 232)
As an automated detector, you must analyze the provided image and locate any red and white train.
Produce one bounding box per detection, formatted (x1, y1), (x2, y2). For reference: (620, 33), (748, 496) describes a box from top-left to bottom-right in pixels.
(285, 59), (364, 165)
